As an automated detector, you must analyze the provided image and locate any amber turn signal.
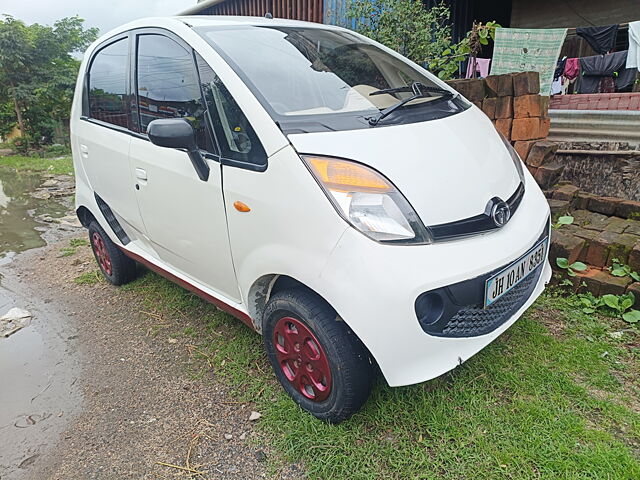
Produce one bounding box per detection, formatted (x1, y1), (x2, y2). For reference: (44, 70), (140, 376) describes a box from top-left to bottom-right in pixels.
(303, 156), (392, 193)
(233, 201), (251, 212)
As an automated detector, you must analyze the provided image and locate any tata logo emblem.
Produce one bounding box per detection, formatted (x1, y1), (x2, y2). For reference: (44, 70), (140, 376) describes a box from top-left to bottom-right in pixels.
(491, 200), (511, 227)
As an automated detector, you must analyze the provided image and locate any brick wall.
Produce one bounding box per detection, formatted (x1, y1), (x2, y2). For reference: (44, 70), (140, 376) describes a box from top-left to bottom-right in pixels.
(446, 72), (561, 189)
(549, 92), (640, 111)
(445, 74), (640, 301)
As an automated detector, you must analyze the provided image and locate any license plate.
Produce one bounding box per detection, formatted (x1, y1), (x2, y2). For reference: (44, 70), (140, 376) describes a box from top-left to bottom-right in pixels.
(484, 237), (548, 307)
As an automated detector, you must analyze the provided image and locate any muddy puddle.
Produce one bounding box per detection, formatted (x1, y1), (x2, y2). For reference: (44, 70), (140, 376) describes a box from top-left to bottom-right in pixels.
(0, 168), (72, 261)
(0, 166), (84, 479)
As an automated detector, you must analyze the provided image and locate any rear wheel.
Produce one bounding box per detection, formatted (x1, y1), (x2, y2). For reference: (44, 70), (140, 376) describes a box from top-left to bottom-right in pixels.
(263, 289), (374, 423)
(88, 221), (137, 285)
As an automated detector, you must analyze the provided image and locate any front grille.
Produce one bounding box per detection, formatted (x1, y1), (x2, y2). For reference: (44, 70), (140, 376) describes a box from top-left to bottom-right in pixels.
(439, 264), (543, 338)
(416, 218), (549, 338)
(428, 182), (525, 242)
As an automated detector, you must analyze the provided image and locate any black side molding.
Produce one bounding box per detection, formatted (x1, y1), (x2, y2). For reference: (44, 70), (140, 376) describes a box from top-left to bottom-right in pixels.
(94, 193), (131, 245)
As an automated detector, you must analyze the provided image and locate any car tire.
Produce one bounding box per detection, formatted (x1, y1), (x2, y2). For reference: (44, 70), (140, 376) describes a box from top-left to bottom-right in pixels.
(88, 221), (137, 286)
(263, 289), (374, 423)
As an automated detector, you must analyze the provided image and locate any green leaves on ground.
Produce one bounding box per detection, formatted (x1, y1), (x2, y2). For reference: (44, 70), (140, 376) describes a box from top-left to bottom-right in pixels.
(556, 257), (587, 276)
(622, 310), (640, 323)
(59, 237), (88, 257)
(609, 258), (640, 282)
(578, 291), (640, 324)
(552, 215), (574, 229)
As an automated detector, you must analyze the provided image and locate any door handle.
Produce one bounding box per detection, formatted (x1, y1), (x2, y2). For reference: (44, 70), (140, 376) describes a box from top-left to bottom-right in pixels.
(80, 144), (89, 159)
(135, 168), (147, 181)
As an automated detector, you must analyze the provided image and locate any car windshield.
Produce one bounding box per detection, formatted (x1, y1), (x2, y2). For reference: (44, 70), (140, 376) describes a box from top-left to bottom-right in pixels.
(195, 25), (468, 132)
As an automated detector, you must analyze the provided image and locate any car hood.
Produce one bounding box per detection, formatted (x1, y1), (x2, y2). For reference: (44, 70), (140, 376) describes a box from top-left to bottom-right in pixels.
(287, 107), (521, 226)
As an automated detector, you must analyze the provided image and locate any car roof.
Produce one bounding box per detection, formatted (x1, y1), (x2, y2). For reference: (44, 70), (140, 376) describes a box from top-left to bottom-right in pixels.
(176, 15), (341, 29)
(88, 15), (349, 58)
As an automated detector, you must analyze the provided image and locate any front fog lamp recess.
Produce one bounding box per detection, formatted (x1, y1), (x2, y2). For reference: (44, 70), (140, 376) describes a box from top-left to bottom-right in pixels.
(302, 155), (431, 244)
(415, 291), (445, 327)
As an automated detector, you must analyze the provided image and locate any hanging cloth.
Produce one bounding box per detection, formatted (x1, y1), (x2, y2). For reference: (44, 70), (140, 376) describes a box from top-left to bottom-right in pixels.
(465, 58), (491, 78)
(490, 27), (567, 95)
(576, 25), (619, 54)
(628, 21), (640, 70)
(579, 50), (628, 93)
(564, 58), (580, 79)
(554, 57), (567, 80)
(615, 68), (638, 90)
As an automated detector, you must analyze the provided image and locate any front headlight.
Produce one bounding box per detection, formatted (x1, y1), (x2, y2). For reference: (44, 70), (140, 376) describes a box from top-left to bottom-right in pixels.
(302, 155), (431, 244)
(499, 134), (525, 183)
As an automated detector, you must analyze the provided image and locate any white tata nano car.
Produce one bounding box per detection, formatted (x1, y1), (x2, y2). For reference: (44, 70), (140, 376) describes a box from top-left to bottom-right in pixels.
(71, 16), (551, 422)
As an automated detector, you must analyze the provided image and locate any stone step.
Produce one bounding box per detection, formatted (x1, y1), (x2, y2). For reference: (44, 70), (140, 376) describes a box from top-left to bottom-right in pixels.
(548, 206), (640, 305)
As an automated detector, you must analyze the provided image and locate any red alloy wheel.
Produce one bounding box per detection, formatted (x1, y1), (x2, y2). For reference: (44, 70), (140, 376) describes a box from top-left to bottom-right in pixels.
(91, 232), (113, 276)
(273, 316), (332, 402)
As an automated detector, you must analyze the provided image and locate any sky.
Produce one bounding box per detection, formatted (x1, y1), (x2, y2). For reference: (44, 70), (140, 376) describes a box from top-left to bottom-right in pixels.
(1, 0), (197, 36)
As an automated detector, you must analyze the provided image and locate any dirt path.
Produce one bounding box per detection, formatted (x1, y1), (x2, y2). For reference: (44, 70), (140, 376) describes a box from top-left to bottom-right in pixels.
(1, 240), (298, 479)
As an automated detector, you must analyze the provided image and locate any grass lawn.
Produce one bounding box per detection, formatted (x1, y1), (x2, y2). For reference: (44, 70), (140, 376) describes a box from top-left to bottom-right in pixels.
(0, 155), (74, 175)
(119, 272), (639, 479)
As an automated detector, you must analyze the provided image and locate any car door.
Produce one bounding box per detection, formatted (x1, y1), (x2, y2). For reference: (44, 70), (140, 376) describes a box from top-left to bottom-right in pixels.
(128, 30), (240, 301)
(77, 34), (145, 236)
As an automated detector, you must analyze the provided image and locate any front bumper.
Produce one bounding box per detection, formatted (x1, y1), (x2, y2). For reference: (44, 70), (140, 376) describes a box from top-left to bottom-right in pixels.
(318, 171), (551, 387)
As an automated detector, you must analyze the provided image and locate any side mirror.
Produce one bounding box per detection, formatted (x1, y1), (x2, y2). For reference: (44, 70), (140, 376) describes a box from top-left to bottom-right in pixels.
(147, 118), (210, 181)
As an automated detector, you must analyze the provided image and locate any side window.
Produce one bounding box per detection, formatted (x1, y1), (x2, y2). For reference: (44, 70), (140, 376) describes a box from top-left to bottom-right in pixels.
(88, 38), (130, 129)
(135, 34), (214, 152)
(195, 53), (266, 167)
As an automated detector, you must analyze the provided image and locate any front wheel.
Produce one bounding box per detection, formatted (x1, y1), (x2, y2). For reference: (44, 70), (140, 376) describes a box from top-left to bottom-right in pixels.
(263, 289), (374, 423)
(88, 221), (137, 286)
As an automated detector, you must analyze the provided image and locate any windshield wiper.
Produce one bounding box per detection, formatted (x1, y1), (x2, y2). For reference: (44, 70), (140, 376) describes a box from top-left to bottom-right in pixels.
(368, 82), (454, 126)
(369, 82), (453, 97)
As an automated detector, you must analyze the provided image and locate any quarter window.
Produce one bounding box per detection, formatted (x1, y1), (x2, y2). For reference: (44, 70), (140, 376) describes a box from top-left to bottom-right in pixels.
(135, 34), (214, 152)
(88, 38), (130, 129)
(195, 53), (266, 167)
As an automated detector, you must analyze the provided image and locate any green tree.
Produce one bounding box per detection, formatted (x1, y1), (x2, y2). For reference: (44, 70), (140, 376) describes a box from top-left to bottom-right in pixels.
(346, 1), (500, 80)
(347, 0), (452, 69)
(0, 15), (98, 144)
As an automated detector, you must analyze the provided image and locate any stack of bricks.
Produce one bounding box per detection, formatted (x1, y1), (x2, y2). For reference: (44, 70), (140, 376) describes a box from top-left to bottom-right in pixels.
(446, 72), (560, 189)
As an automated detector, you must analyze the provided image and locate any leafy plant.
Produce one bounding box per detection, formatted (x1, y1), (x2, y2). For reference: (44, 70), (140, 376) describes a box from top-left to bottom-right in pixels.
(428, 21), (501, 79)
(577, 291), (639, 324)
(602, 293), (634, 314)
(577, 292), (603, 314)
(623, 310), (640, 323)
(552, 215), (574, 229)
(556, 257), (587, 277)
(609, 258), (640, 282)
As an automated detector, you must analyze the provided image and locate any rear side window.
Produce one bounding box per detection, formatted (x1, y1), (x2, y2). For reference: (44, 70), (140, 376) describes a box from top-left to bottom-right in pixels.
(135, 34), (214, 152)
(88, 38), (130, 129)
(195, 53), (266, 168)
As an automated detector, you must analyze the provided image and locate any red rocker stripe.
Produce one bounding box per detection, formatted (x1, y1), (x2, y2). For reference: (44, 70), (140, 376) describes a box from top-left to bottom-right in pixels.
(118, 246), (256, 331)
